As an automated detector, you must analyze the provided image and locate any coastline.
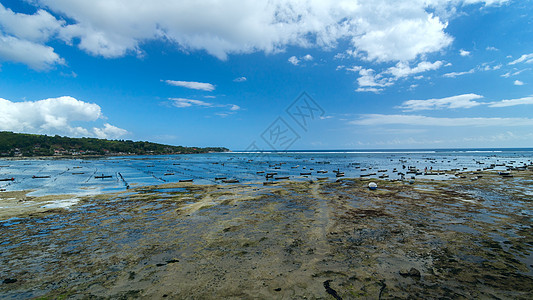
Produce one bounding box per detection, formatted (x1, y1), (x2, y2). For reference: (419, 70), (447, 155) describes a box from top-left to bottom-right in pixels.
(1, 169), (532, 298)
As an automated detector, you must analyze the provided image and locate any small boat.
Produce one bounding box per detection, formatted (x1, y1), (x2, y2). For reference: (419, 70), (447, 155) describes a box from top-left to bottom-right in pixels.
(179, 179), (194, 182)
(256, 171), (265, 174)
(95, 174), (113, 179)
(274, 176), (289, 180)
(317, 170), (328, 174)
(316, 177), (328, 180)
(0, 177), (14, 182)
(300, 172), (312, 176)
(32, 175), (51, 179)
(215, 177), (227, 180)
(72, 172), (85, 175)
(164, 173), (175, 176)
(368, 182), (378, 190)
(360, 174), (370, 177)
(266, 172), (277, 176)
(336, 172), (345, 177)
(222, 179), (239, 183)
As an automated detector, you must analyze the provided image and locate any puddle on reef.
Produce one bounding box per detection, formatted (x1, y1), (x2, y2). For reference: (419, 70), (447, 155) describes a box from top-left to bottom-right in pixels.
(0, 172), (532, 299)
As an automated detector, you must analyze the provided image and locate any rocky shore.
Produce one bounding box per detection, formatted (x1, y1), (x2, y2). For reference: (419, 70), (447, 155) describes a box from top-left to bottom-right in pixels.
(1, 170), (532, 299)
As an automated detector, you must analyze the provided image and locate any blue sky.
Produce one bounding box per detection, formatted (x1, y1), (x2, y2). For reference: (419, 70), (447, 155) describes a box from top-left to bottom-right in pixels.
(1, 0), (532, 150)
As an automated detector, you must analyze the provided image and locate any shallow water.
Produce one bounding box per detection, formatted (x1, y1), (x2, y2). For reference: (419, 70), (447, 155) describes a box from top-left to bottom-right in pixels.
(1, 149), (531, 197)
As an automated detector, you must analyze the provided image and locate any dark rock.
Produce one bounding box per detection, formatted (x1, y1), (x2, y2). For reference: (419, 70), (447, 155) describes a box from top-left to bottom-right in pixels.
(274, 288), (281, 291)
(323, 280), (342, 300)
(3, 278), (17, 284)
(400, 268), (421, 278)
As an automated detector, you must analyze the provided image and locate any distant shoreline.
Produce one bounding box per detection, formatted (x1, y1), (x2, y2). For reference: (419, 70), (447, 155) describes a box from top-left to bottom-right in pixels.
(0, 151), (230, 160)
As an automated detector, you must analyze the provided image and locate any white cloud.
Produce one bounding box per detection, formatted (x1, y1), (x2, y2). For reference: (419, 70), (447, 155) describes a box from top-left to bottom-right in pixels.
(509, 53), (533, 65)
(514, 80), (524, 86)
(170, 98), (213, 108)
(288, 56), (300, 65)
(398, 94), (484, 111)
(349, 60), (442, 92)
(349, 66), (393, 89)
(486, 46), (498, 51)
(0, 96), (127, 138)
(488, 96), (533, 107)
(351, 114), (533, 127)
(443, 68), (475, 78)
(385, 60), (443, 78)
(0, 3), (64, 42)
(0, 1), (508, 69)
(163, 80), (215, 91)
(351, 11), (453, 62)
(302, 54), (313, 61)
(233, 76), (247, 82)
(0, 34), (64, 70)
(459, 49), (470, 56)
(501, 69), (529, 78)
(0, 4), (65, 70)
(93, 123), (129, 139)
(170, 98), (241, 113)
(355, 87), (383, 93)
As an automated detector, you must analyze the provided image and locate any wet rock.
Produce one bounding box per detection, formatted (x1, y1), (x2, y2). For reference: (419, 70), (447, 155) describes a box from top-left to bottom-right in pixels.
(399, 268), (421, 278)
(3, 278), (17, 284)
(323, 280), (342, 300)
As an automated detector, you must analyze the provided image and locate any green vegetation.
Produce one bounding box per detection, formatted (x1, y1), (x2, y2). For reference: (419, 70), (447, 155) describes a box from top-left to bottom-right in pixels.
(0, 131), (228, 157)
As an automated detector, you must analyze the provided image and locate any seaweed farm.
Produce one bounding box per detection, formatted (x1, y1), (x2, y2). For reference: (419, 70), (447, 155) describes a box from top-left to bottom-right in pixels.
(1, 150), (532, 298)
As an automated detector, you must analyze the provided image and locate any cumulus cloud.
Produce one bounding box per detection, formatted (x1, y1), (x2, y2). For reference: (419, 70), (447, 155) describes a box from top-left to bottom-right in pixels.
(509, 53), (533, 65)
(0, 0), (508, 69)
(351, 114), (533, 127)
(349, 60), (443, 92)
(513, 80), (524, 86)
(0, 4), (64, 70)
(398, 94), (484, 111)
(0, 34), (64, 70)
(288, 56), (300, 65)
(0, 3), (64, 42)
(459, 49), (470, 56)
(302, 54), (313, 61)
(385, 61), (443, 78)
(93, 123), (129, 139)
(0, 96), (128, 138)
(163, 80), (215, 91)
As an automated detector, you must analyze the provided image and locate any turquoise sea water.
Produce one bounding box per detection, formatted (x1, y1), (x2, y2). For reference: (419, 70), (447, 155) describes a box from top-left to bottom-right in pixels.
(0, 149), (532, 197)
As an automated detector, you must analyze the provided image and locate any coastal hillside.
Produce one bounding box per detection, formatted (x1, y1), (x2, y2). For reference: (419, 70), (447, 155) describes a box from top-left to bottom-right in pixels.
(0, 131), (228, 157)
